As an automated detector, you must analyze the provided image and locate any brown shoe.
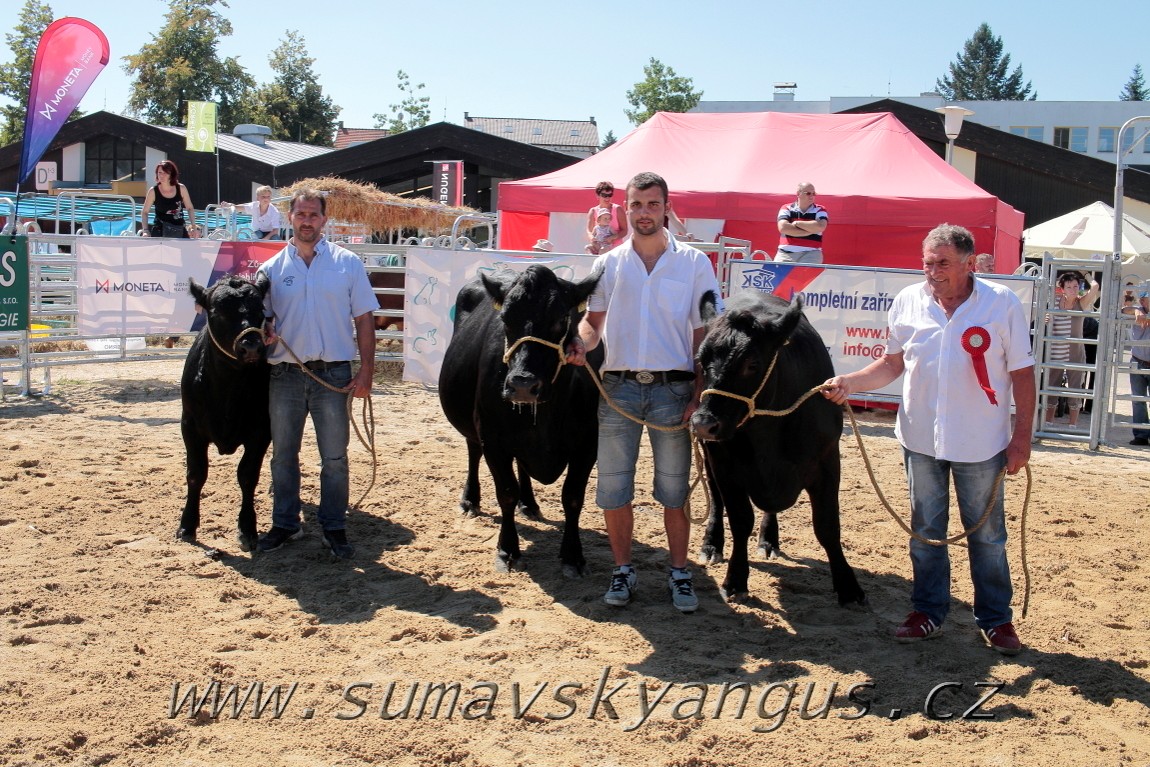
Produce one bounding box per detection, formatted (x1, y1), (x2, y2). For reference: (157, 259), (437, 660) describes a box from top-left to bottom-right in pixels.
(981, 622), (1022, 655)
(894, 611), (943, 643)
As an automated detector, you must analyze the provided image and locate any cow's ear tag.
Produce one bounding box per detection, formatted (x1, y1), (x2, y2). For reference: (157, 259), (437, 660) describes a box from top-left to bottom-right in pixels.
(577, 301), (587, 313)
(492, 301), (502, 312)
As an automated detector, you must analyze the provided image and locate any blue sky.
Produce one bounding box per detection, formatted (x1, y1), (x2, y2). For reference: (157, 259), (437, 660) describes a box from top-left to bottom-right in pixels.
(9, 0), (1150, 142)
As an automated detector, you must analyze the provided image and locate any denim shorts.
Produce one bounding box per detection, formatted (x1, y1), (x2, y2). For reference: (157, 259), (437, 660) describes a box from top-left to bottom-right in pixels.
(595, 374), (694, 510)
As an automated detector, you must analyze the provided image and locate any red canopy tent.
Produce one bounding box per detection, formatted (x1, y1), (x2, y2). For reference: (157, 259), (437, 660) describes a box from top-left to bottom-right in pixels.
(497, 111), (1023, 271)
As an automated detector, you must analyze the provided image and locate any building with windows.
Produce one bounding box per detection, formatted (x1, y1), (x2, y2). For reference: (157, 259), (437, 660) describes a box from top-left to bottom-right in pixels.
(694, 93), (1150, 167)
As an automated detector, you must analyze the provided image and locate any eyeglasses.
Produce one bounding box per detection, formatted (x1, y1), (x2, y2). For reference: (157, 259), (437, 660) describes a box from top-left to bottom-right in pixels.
(799, 190), (816, 196)
(599, 191), (613, 197)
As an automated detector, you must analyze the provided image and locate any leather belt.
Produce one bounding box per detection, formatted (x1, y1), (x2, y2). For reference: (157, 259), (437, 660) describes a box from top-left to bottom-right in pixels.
(609, 370), (696, 384)
(300, 359), (348, 371)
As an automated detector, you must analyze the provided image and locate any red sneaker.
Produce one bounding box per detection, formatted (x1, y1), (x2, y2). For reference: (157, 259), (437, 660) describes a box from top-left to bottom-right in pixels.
(894, 611), (943, 643)
(981, 622), (1022, 656)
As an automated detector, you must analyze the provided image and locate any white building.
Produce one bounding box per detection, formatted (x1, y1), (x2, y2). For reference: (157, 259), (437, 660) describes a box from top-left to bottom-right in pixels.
(694, 91), (1150, 166)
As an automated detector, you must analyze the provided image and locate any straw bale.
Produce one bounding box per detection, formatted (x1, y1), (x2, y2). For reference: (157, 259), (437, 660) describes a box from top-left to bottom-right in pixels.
(279, 176), (486, 234)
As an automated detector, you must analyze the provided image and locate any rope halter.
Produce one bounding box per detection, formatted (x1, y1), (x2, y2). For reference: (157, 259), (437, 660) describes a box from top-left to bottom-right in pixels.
(698, 343), (786, 430)
(207, 322), (266, 361)
(500, 314), (571, 385)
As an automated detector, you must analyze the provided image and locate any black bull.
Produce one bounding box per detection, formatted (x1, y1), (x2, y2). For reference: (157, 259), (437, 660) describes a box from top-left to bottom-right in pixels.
(176, 274), (271, 553)
(438, 265), (601, 577)
(691, 291), (866, 606)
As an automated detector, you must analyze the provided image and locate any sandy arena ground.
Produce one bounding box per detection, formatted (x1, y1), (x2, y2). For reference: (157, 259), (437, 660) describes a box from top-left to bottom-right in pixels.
(1, 355), (1148, 767)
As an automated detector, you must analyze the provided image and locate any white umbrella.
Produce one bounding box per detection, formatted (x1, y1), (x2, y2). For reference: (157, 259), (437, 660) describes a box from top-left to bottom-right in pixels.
(1023, 201), (1150, 261)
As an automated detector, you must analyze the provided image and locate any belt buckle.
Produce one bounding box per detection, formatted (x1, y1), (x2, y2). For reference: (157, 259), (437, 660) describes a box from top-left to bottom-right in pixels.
(635, 370), (655, 384)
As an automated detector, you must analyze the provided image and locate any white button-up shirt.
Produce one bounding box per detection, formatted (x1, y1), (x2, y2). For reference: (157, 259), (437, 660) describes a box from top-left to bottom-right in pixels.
(588, 233), (722, 372)
(887, 278), (1034, 462)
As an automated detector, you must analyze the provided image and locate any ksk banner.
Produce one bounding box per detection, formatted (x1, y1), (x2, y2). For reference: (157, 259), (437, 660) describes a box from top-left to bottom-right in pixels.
(186, 101), (217, 152)
(18, 18), (110, 184)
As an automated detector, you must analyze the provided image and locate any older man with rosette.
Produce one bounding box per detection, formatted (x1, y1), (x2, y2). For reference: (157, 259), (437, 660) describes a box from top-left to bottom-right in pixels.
(821, 223), (1035, 655)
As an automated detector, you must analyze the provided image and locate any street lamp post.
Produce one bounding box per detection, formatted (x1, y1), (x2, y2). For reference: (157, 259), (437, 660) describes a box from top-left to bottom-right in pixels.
(935, 105), (974, 165)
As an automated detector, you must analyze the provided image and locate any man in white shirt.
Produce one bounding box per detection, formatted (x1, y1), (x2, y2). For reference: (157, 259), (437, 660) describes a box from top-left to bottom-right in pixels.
(821, 223), (1035, 655)
(566, 172), (722, 613)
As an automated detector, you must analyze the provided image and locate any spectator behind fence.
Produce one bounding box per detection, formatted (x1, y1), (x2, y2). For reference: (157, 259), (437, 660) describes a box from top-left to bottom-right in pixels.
(141, 160), (198, 240)
(1123, 289), (1150, 446)
(775, 182), (827, 263)
(1044, 271), (1100, 428)
(586, 181), (627, 252)
(222, 185), (284, 240)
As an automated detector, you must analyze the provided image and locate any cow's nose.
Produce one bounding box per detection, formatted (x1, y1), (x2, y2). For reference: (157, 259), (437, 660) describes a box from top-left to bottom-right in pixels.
(505, 374), (542, 403)
(691, 413), (719, 441)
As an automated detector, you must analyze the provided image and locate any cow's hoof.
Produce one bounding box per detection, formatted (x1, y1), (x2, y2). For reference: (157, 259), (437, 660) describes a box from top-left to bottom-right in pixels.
(698, 545), (724, 565)
(495, 552), (519, 572)
(460, 502), (480, 519)
(721, 587), (750, 604)
(237, 532), (258, 554)
(757, 544), (781, 560)
(838, 592), (869, 609)
(176, 527), (197, 544)
(560, 562), (586, 580)
(517, 502), (542, 521)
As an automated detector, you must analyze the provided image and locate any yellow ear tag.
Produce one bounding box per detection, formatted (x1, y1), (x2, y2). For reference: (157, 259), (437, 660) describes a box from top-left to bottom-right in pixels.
(492, 301), (502, 312)
(577, 301), (587, 313)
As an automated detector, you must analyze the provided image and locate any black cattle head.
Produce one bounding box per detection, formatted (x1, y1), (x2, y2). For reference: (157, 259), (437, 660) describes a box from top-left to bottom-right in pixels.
(692, 292), (803, 441)
(480, 264), (600, 405)
(189, 273), (271, 365)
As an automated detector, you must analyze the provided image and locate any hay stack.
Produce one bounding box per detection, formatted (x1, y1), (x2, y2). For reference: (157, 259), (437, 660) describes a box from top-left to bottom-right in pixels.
(278, 176), (485, 235)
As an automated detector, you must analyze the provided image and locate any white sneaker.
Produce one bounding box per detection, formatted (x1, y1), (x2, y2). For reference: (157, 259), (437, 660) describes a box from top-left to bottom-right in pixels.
(603, 567), (637, 606)
(669, 571), (698, 613)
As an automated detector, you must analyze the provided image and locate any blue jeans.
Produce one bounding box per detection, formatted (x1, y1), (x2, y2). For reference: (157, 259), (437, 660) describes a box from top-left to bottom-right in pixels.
(1131, 358), (1150, 439)
(903, 448), (1012, 630)
(269, 362), (352, 532)
(596, 374), (694, 510)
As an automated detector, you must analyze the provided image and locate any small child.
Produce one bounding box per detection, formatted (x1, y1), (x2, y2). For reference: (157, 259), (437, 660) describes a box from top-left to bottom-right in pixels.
(586, 209), (615, 254)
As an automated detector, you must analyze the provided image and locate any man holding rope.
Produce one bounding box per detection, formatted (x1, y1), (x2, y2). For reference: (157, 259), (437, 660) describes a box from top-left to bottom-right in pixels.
(565, 171), (722, 613)
(256, 189), (378, 560)
(821, 224), (1035, 655)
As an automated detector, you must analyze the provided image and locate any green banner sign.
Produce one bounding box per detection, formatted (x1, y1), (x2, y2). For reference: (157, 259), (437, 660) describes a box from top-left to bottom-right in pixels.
(0, 235), (30, 332)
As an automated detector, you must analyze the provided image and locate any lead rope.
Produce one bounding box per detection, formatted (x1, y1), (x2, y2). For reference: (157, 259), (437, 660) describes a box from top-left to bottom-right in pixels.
(273, 332), (378, 511)
(839, 401), (1033, 618)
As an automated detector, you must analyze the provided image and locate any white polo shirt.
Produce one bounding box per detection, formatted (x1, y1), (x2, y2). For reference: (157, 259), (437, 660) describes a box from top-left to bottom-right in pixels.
(887, 278), (1034, 462)
(259, 236), (378, 364)
(588, 233), (722, 372)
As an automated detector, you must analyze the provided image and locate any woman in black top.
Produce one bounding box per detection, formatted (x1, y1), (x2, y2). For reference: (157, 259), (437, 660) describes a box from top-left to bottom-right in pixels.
(140, 159), (199, 238)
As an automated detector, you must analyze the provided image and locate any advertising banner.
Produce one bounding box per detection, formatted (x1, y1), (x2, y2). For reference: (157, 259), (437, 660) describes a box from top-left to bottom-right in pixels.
(402, 248), (598, 384)
(432, 161), (463, 207)
(186, 101), (217, 153)
(76, 239), (283, 336)
(728, 260), (1035, 399)
(0, 236), (30, 332)
(19, 18), (110, 183)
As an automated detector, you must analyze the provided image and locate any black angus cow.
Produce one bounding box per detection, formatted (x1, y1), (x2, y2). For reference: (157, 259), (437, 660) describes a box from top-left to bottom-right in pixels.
(176, 274), (271, 553)
(691, 291), (866, 606)
(439, 265), (601, 577)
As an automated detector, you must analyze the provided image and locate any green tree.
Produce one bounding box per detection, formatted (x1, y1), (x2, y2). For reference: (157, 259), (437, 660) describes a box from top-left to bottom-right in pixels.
(0, 0), (84, 147)
(624, 58), (702, 126)
(246, 31), (339, 146)
(935, 23), (1035, 101)
(599, 129), (616, 149)
(373, 70), (429, 133)
(122, 0), (254, 129)
(1120, 64), (1147, 101)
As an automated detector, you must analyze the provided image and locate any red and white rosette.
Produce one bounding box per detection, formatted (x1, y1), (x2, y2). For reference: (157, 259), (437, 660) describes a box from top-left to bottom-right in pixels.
(961, 326), (997, 405)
